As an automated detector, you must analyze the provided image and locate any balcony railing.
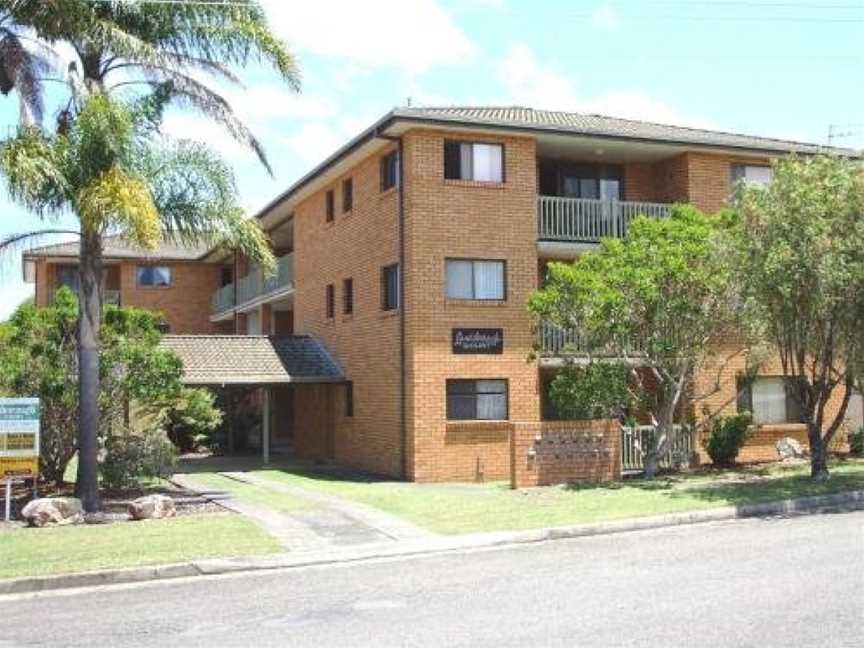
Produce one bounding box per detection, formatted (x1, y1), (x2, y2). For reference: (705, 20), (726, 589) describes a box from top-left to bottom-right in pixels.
(537, 196), (671, 243)
(538, 322), (646, 357)
(210, 253), (294, 316)
(50, 287), (120, 306)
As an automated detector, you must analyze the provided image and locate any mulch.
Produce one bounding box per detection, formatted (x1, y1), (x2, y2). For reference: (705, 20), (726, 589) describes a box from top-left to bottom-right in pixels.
(2, 480), (223, 528)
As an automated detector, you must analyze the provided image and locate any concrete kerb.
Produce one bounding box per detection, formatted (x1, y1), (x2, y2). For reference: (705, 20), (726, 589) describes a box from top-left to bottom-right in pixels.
(2, 489), (863, 597)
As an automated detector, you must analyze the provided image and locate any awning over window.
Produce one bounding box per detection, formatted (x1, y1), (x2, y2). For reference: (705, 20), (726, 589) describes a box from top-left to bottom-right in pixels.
(159, 335), (345, 386)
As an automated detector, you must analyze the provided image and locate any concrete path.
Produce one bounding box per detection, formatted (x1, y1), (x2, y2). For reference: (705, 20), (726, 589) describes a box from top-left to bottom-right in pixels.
(222, 471), (433, 541)
(172, 471), (433, 555)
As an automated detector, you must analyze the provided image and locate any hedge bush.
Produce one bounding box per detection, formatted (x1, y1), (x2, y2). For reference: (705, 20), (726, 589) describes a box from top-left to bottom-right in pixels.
(702, 413), (753, 467)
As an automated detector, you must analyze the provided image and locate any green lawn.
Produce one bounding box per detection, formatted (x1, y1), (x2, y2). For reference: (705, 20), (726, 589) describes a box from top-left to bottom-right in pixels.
(0, 513), (281, 580)
(190, 473), (313, 513)
(243, 459), (864, 535)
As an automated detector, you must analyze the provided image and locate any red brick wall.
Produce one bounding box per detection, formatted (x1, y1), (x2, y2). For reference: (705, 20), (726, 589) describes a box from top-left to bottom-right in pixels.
(511, 420), (621, 488)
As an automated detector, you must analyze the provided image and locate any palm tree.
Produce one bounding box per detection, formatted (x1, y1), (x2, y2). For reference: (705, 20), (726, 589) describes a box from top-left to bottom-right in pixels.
(0, 1), (295, 511)
(1, 0), (299, 172)
(0, 91), (275, 511)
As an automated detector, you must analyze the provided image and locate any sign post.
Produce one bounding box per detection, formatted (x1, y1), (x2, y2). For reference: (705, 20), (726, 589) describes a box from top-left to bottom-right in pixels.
(0, 398), (40, 522)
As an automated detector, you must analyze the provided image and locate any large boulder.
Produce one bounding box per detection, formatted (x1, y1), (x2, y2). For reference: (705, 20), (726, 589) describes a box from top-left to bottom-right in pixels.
(21, 497), (84, 528)
(128, 494), (176, 520)
(776, 437), (805, 461)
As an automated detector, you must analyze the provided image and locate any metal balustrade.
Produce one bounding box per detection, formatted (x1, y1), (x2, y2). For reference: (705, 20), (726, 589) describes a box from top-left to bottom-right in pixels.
(621, 424), (694, 472)
(210, 253), (294, 316)
(537, 196), (671, 243)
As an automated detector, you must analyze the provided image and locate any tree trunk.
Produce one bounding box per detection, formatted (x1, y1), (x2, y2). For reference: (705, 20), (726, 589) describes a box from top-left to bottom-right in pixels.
(74, 232), (102, 512)
(644, 452), (660, 480)
(808, 422), (829, 482)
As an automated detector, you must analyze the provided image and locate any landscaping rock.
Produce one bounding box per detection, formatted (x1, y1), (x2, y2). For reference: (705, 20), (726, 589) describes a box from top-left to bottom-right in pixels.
(776, 437), (805, 461)
(20, 497), (84, 528)
(128, 494), (176, 520)
(84, 512), (109, 525)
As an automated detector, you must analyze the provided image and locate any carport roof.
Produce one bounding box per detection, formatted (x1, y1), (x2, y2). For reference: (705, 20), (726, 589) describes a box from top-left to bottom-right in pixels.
(159, 335), (345, 386)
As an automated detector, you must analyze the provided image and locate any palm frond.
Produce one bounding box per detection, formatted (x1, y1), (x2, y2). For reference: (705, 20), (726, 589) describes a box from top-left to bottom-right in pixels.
(74, 166), (160, 248)
(0, 125), (70, 215)
(131, 135), (274, 273)
(0, 228), (79, 262)
(0, 27), (48, 122)
(148, 70), (272, 175)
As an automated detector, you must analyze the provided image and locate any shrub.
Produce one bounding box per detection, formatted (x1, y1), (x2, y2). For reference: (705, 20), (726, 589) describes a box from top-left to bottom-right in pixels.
(849, 427), (864, 457)
(163, 388), (223, 453)
(100, 427), (177, 489)
(702, 413), (753, 467)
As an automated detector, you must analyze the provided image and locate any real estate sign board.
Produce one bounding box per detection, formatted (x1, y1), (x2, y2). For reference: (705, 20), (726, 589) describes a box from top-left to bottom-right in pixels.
(0, 398), (40, 480)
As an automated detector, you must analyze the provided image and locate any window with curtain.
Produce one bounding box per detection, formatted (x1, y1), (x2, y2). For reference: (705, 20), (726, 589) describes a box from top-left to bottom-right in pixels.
(444, 141), (504, 182)
(730, 164), (773, 187)
(446, 379), (508, 420)
(342, 177), (353, 212)
(136, 265), (172, 287)
(445, 259), (505, 300)
(737, 376), (802, 424)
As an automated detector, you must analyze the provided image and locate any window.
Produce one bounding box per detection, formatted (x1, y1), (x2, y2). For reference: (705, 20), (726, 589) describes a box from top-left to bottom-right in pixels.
(345, 381), (354, 417)
(220, 266), (233, 287)
(136, 265), (172, 287)
(445, 259), (505, 300)
(731, 164), (772, 187)
(343, 277), (353, 315)
(737, 376), (802, 425)
(326, 283), (335, 319)
(381, 263), (399, 311)
(156, 321), (170, 334)
(342, 177), (353, 212)
(446, 379), (508, 420)
(56, 264), (80, 292)
(444, 141), (503, 182)
(325, 189), (335, 223)
(381, 151), (399, 191)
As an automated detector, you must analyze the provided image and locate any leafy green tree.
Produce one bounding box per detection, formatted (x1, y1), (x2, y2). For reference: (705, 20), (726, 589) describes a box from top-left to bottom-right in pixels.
(530, 206), (735, 478)
(0, 287), (219, 486)
(727, 155), (864, 480)
(0, 93), (272, 510)
(0, 0), (298, 169)
(547, 362), (634, 421)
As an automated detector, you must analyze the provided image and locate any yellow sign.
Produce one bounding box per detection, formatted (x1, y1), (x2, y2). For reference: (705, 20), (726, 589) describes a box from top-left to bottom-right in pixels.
(0, 398), (40, 482)
(0, 457), (38, 479)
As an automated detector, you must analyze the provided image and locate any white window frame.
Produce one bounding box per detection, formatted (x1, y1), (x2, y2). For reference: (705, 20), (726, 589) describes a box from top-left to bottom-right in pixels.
(445, 141), (504, 183)
(445, 259), (506, 301)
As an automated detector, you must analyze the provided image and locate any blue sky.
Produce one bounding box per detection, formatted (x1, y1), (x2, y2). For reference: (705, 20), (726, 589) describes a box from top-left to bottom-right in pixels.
(1, 0), (862, 317)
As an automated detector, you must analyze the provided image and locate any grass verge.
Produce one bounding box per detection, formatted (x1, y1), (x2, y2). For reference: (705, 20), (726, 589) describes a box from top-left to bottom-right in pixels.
(244, 459), (864, 535)
(0, 513), (282, 580)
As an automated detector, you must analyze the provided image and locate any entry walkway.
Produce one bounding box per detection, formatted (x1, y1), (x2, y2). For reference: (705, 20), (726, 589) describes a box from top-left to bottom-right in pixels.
(172, 470), (434, 554)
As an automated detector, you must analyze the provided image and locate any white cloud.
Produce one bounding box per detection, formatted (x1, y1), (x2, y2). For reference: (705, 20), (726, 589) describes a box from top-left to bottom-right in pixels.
(496, 44), (710, 128)
(592, 4), (620, 32)
(282, 122), (346, 166)
(261, 0), (474, 74)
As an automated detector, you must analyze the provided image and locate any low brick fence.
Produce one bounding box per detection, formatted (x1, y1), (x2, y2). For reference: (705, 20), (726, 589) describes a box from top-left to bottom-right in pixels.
(510, 420), (621, 489)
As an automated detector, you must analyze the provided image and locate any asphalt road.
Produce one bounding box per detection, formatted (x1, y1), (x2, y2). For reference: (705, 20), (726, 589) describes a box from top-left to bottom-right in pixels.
(2, 511), (863, 648)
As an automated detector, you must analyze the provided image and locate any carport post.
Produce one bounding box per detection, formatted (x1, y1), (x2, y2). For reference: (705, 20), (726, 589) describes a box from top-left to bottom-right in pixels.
(262, 386), (271, 464)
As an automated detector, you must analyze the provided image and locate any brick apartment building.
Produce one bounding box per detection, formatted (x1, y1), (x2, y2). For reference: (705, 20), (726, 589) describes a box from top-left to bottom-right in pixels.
(21, 106), (863, 481)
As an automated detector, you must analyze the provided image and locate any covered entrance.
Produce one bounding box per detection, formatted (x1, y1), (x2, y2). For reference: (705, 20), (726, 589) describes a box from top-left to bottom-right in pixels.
(160, 335), (345, 462)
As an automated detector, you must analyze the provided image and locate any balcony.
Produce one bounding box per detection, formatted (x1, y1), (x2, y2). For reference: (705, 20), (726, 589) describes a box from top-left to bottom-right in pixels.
(50, 287), (120, 306)
(211, 253), (295, 320)
(537, 322), (645, 364)
(537, 196), (671, 245)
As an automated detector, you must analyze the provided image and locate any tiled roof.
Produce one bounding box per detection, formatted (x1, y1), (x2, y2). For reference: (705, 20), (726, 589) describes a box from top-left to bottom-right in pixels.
(392, 106), (857, 156)
(159, 335), (345, 385)
(24, 234), (211, 261)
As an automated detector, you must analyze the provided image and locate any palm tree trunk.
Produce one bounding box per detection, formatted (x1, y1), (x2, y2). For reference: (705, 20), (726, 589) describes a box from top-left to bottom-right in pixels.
(74, 231), (102, 512)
